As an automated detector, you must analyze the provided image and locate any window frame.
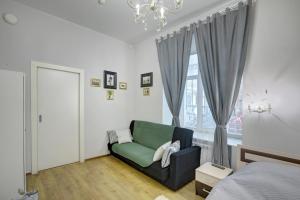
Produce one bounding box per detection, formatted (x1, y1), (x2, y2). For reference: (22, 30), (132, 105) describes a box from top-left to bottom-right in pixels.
(181, 53), (243, 140)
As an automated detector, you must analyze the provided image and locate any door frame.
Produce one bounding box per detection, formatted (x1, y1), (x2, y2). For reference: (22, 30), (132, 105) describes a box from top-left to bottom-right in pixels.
(31, 61), (85, 174)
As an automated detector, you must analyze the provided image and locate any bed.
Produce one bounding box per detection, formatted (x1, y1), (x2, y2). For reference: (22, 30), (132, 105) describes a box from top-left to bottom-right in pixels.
(206, 145), (300, 200)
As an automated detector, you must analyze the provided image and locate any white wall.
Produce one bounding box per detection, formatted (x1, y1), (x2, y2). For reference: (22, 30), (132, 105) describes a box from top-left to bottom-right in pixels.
(0, 0), (136, 172)
(133, 0), (300, 166)
(243, 0), (300, 156)
(134, 40), (163, 123)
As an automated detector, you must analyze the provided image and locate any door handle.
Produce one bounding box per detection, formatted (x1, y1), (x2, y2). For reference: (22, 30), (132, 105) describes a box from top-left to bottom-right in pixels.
(39, 115), (42, 123)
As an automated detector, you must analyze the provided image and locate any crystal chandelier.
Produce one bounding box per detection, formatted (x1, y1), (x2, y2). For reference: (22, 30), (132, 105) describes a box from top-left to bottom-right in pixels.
(127, 0), (183, 31)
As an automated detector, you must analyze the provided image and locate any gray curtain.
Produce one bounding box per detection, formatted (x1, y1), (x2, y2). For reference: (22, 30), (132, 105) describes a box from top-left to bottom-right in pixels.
(156, 27), (193, 127)
(194, 1), (252, 167)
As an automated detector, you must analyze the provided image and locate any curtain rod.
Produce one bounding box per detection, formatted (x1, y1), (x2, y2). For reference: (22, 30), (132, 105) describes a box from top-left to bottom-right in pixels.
(156, 0), (254, 42)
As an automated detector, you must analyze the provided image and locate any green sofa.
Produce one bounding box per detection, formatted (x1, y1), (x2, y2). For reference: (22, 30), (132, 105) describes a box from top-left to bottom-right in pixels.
(108, 120), (201, 190)
(112, 120), (174, 167)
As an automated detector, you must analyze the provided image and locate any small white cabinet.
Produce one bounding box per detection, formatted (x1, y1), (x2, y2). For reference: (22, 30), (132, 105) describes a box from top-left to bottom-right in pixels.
(0, 69), (25, 200)
(195, 162), (233, 198)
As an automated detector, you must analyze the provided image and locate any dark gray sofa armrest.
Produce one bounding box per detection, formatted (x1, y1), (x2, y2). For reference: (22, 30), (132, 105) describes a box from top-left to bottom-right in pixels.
(107, 142), (117, 153)
(167, 146), (201, 190)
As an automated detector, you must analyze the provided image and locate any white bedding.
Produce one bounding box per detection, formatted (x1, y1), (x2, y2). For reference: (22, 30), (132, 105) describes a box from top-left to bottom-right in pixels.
(207, 162), (300, 200)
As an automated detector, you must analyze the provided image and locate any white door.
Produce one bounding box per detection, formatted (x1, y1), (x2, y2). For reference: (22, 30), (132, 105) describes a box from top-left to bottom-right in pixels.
(37, 67), (80, 170)
(0, 70), (25, 200)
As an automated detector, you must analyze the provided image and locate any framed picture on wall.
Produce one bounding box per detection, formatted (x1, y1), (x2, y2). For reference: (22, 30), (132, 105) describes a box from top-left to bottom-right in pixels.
(104, 70), (117, 89)
(106, 90), (114, 100)
(143, 88), (150, 96)
(90, 78), (101, 87)
(119, 82), (127, 90)
(141, 72), (153, 87)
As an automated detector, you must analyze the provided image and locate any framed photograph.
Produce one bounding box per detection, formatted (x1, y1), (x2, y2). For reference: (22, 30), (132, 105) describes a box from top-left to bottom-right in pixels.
(141, 72), (153, 87)
(119, 82), (127, 90)
(104, 70), (117, 89)
(90, 78), (101, 87)
(106, 90), (114, 100)
(143, 88), (150, 96)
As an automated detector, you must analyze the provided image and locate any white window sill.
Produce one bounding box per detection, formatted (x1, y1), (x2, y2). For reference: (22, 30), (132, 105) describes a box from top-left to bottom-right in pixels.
(193, 132), (242, 147)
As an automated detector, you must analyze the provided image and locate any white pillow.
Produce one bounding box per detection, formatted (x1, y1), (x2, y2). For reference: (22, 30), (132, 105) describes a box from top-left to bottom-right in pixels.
(153, 141), (171, 162)
(116, 129), (132, 144)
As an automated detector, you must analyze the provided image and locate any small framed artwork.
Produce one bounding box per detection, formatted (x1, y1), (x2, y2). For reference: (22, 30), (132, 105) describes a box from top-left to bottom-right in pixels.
(90, 78), (101, 87)
(104, 70), (117, 89)
(107, 90), (114, 100)
(143, 88), (150, 96)
(141, 72), (153, 87)
(119, 82), (127, 90)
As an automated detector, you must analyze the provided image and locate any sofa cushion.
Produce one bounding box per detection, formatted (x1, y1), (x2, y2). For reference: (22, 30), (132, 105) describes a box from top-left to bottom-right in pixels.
(133, 120), (174, 150)
(116, 129), (132, 144)
(111, 142), (155, 167)
(153, 141), (171, 162)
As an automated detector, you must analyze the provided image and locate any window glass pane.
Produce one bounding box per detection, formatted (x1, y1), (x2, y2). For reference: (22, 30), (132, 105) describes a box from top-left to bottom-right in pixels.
(187, 54), (198, 77)
(189, 54), (198, 65)
(183, 54), (199, 128)
(177, 52), (243, 138)
(183, 78), (197, 128)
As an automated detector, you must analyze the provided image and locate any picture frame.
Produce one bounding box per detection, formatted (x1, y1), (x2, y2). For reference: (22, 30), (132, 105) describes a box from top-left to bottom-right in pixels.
(119, 82), (127, 90)
(90, 78), (101, 87)
(143, 88), (150, 96)
(141, 72), (153, 87)
(104, 70), (117, 89)
(106, 90), (114, 100)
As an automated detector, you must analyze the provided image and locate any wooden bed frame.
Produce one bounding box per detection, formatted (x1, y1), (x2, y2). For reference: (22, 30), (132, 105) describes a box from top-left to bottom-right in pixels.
(237, 145), (300, 170)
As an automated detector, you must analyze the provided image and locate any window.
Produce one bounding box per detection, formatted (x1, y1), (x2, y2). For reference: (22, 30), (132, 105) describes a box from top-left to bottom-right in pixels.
(180, 54), (243, 139)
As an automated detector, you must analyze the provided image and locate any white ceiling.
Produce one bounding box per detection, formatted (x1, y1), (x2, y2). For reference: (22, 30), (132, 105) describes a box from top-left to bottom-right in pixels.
(15, 0), (227, 43)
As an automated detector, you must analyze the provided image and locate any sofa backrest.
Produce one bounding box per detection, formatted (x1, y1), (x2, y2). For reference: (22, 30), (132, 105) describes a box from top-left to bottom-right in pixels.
(130, 121), (194, 150)
(132, 120), (174, 150)
(172, 127), (193, 150)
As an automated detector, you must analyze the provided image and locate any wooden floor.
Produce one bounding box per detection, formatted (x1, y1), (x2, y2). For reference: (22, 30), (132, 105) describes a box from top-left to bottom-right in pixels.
(27, 156), (204, 200)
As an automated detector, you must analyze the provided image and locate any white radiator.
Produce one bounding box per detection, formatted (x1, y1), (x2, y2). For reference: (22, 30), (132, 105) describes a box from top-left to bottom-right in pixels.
(193, 138), (213, 165)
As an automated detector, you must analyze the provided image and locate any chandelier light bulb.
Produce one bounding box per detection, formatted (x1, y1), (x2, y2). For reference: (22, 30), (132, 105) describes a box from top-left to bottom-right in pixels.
(160, 7), (165, 18)
(136, 4), (140, 16)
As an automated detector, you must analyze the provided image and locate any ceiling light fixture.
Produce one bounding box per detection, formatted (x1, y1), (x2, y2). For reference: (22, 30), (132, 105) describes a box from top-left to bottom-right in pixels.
(127, 0), (183, 31)
(2, 13), (18, 25)
(98, 0), (106, 6)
